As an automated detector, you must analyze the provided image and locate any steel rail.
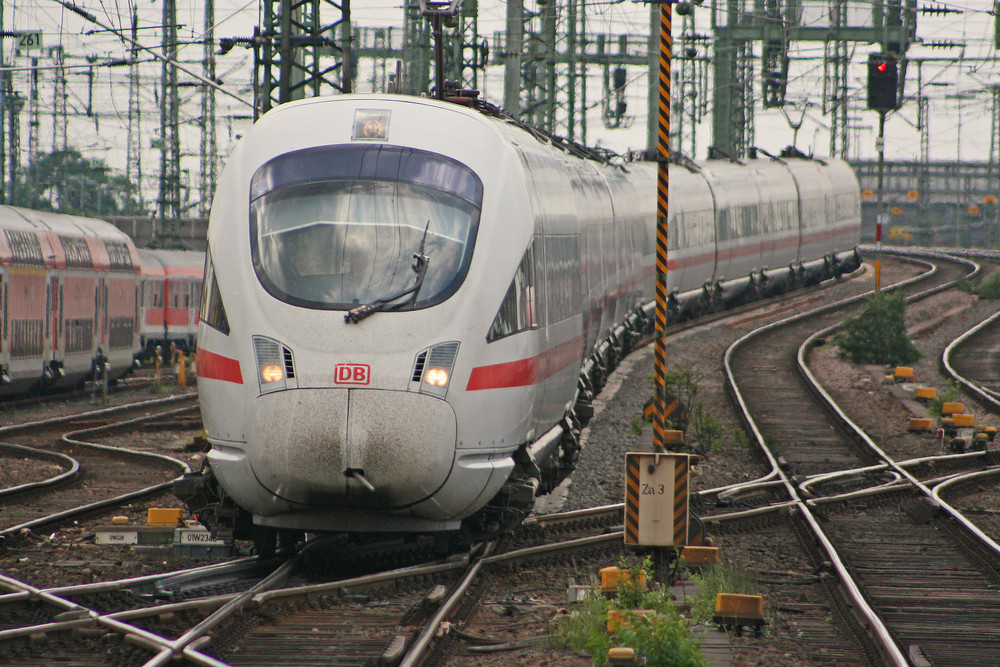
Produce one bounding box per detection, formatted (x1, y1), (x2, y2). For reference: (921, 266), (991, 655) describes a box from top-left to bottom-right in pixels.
(1, 404), (194, 542)
(721, 251), (969, 666)
(59, 405), (197, 472)
(797, 450), (989, 496)
(0, 556), (260, 604)
(0, 393), (197, 437)
(139, 557), (299, 667)
(0, 572), (191, 661)
(932, 467), (1000, 504)
(798, 256), (1000, 557)
(0, 442), (78, 497)
(707, 254), (936, 506)
(942, 307), (1000, 410)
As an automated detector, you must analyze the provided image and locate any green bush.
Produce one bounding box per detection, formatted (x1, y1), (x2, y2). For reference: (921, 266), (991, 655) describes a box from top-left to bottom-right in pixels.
(616, 609), (708, 667)
(979, 273), (1000, 300)
(551, 556), (707, 666)
(834, 291), (921, 365)
(550, 592), (616, 661)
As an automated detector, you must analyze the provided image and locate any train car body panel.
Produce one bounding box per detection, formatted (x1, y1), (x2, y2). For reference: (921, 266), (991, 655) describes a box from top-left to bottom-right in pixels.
(137, 249), (205, 355)
(0, 205), (142, 397)
(190, 93), (862, 539)
(666, 166), (716, 294)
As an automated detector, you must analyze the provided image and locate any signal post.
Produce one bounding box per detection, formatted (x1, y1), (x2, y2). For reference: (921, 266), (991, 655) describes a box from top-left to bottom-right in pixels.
(625, 0), (695, 584)
(867, 52), (900, 293)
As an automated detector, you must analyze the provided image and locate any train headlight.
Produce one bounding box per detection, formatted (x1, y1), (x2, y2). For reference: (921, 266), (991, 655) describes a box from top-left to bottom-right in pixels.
(425, 368), (449, 387)
(253, 335), (295, 394)
(352, 109), (390, 141)
(413, 341), (459, 398)
(260, 363), (284, 383)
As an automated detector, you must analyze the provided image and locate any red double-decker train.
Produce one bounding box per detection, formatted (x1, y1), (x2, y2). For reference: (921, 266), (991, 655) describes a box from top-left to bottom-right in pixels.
(0, 206), (204, 398)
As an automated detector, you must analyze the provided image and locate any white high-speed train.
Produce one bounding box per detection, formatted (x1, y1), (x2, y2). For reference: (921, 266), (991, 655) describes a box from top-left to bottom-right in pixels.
(177, 93), (860, 552)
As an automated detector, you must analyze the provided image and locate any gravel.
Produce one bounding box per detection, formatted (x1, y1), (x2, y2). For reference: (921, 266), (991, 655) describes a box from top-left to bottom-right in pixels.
(536, 255), (1000, 666)
(5, 254), (999, 666)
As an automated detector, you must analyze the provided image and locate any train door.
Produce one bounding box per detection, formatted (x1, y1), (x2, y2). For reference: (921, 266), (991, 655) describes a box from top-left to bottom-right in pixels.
(9, 268), (45, 368)
(135, 282), (141, 351)
(0, 272), (5, 369)
(106, 275), (137, 351)
(162, 275), (170, 342)
(46, 274), (59, 363)
(95, 278), (107, 348)
(0, 273), (4, 357)
(102, 280), (110, 347)
(57, 280), (64, 362)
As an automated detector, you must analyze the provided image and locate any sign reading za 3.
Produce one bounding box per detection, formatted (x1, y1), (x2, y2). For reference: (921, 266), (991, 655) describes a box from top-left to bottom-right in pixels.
(334, 363), (370, 385)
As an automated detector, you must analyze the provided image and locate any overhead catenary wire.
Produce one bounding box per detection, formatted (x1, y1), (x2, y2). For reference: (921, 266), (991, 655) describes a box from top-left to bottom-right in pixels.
(49, 0), (253, 108)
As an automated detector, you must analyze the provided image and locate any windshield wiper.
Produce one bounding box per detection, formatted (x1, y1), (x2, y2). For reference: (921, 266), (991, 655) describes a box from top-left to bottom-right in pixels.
(345, 223), (431, 324)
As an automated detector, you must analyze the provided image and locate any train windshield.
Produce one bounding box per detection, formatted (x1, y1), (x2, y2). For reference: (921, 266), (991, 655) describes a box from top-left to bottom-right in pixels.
(250, 145), (482, 311)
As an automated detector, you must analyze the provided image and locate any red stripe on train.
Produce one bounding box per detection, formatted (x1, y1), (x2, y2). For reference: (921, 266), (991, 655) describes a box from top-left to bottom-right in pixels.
(197, 347), (244, 384)
(466, 337), (583, 390)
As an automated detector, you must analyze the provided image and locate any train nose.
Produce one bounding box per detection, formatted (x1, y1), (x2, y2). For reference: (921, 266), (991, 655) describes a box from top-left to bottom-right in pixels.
(248, 388), (456, 508)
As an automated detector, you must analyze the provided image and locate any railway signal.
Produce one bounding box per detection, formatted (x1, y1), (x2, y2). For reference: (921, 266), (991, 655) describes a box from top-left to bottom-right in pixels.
(867, 53), (899, 110)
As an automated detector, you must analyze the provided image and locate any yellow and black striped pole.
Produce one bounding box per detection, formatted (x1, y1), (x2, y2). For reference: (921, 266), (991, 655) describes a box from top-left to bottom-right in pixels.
(653, 0), (672, 454)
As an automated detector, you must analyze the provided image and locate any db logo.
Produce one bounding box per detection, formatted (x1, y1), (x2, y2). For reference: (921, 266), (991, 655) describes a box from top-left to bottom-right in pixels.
(334, 363), (370, 385)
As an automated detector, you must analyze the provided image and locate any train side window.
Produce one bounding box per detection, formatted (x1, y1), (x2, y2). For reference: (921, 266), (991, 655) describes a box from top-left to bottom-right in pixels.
(202, 253), (230, 335)
(59, 236), (93, 268)
(104, 241), (135, 272)
(4, 230), (44, 266)
(487, 242), (537, 342)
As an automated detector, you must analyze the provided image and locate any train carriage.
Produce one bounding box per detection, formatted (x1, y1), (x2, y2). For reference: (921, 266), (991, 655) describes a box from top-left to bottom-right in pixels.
(180, 94), (861, 549)
(0, 205), (142, 398)
(137, 248), (205, 357)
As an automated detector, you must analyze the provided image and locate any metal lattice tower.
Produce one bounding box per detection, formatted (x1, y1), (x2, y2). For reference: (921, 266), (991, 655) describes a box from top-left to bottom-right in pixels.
(255, 0), (352, 117)
(824, 36), (849, 158)
(710, 32), (753, 157)
(401, 0), (431, 95)
(710, 0), (753, 158)
(447, 0), (482, 91)
(672, 11), (708, 157)
(739, 40), (755, 154)
(710, 0), (916, 159)
(918, 62), (930, 184)
(27, 57), (39, 169)
(156, 0), (183, 241)
(522, 0), (557, 128)
(509, 0), (587, 142)
(50, 46), (67, 153)
(991, 85), (1000, 175)
(199, 0), (218, 218)
(6, 86), (21, 205)
(126, 8), (143, 211)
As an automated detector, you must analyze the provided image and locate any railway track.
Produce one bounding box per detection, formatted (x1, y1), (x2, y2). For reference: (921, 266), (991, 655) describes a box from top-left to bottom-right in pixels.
(0, 507), (626, 666)
(944, 307), (1000, 404)
(724, 248), (1000, 665)
(0, 396), (197, 548)
(6, 252), (1000, 665)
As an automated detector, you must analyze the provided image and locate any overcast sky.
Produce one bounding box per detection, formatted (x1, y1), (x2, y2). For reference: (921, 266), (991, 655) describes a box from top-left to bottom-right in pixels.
(3, 0), (997, 205)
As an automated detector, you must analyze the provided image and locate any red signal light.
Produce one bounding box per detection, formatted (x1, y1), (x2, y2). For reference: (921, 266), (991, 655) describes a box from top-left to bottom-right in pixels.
(867, 53), (899, 110)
